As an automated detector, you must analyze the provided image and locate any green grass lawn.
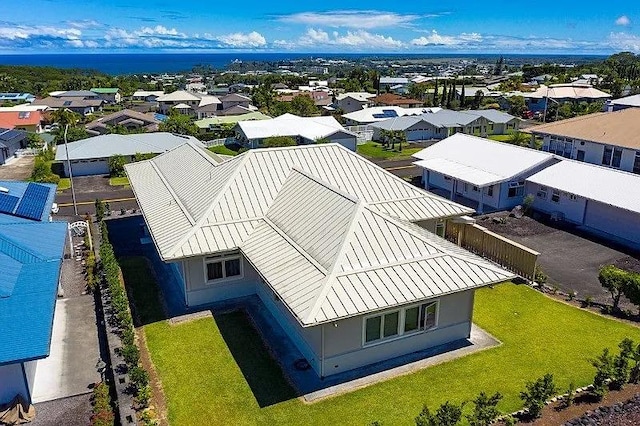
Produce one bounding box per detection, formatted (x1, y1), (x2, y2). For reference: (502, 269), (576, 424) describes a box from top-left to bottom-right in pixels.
(109, 176), (130, 187)
(121, 256), (639, 425)
(487, 134), (513, 142)
(208, 145), (241, 156)
(357, 142), (423, 160)
(57, 178), (70, 191)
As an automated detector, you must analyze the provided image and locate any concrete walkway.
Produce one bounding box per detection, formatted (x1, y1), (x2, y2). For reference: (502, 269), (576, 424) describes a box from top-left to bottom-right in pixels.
(31, 296), (101, 403)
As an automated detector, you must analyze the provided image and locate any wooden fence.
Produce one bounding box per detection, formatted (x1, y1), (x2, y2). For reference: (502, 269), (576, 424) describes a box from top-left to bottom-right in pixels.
(445, 222), (539, 281)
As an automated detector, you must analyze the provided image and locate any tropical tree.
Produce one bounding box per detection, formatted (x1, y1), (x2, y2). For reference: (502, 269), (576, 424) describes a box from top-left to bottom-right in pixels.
(158, 111), (198, 136)
(598, 265), (627, 311)
(290, 94), (317, 117)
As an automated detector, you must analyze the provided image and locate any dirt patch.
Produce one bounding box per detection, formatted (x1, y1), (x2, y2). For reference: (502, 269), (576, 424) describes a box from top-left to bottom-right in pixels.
(476, 212), (558, 238)
(614, 257), (640, 275)
(0, 156), (34, 180)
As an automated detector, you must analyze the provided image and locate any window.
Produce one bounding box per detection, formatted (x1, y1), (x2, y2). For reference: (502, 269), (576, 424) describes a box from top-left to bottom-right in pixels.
(551, 189), (560, 203)
(634, 152), (640, 175)
(363, 301), (439, 346)
(602, 146), (613, 166)
(507, 181), (525, 198)
(536, 185), (548, 199)
(444, 176), (452, 181)
(205, 253), (242, 283)
(463, 183), (469, 192)
(472, 185), (479, 192)
(612, 148), (623, 168)
(576, 150), (585, 162)
(487, 185), (494, 197)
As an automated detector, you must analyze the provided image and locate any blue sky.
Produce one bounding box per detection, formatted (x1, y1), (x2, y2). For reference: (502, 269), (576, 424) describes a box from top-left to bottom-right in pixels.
(1, 1), (639, 54)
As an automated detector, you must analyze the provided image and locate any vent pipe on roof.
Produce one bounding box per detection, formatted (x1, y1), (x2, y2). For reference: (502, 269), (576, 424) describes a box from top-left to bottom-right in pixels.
(0, 186), (8, 193)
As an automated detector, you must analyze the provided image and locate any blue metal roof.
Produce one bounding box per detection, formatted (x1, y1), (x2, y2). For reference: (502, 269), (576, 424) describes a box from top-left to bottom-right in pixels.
(0, 221), (67, 365)
(0, 181), (56, 224)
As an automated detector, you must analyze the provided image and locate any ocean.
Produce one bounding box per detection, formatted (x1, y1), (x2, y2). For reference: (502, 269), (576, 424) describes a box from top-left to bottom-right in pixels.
(0, 53), (608, 76)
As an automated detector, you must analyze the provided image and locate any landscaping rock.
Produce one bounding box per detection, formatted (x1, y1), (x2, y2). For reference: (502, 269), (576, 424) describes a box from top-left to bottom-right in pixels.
(564, 394), (640, 425)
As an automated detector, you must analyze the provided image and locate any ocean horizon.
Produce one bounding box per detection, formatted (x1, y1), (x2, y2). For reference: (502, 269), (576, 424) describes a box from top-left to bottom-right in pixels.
(0, 52), (608, 75)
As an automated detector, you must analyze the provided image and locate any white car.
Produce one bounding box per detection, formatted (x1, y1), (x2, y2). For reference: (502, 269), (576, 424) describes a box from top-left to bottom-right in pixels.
(51, 203), (59, 214)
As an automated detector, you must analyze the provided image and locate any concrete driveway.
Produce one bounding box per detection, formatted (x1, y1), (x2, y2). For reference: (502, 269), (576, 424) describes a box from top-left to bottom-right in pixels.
(478, 214), (637, 305)
(0, 156), (34, 180)
(55, 175), (136, 216)
(30, 296), (100, 403)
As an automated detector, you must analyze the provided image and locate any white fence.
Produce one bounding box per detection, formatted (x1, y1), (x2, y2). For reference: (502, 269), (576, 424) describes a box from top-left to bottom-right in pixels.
(345, 125), (374, 144)
(15, 148), (42, 157)
(201, 137), (237, 147)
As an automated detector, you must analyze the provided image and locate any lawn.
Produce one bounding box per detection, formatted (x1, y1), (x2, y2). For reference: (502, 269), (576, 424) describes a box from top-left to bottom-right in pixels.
(57, 178), (70, 191)
(109, 176), (130, 187)
(487, 134), (513, 142)
(121, 256), (639, 426)
(208, 145), (241, 156)
(357, 142), (423, 160)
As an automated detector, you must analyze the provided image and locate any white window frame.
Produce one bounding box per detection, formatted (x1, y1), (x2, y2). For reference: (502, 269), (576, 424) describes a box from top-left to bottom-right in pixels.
(551, 189), (560, 203)
(203, 252), (243, 285)
(362, 300), (439, 347)
(536, 185), (547, 199)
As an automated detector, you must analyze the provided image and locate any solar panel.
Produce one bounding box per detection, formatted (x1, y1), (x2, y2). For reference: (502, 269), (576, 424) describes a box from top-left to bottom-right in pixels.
(14, 183), (50, 221)
(0, 193), (19, 214)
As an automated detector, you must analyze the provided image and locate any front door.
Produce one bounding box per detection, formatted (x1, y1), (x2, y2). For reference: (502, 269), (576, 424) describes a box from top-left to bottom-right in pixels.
(576, 150), (585, 161)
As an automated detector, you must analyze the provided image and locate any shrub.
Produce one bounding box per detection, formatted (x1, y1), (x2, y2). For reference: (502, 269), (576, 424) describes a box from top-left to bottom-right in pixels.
(129, 365), (150, 389)
(564, 382), (576, 407)
(630, 342), (640, 384)
(584, 296), (593, 308)
(599, 265), (626, 311)
(502, 415), (517, 426)
(108, 155), (126, 177)
(263, 136), (297, 147)
(121, 343), (140, 366)
(136, 384), (152, 408)
(466, 391), (502, 426)
(522, 194), (534, 213)
(95, 199), (105, 222)
(519, 373), (557, 418)
(611, 338), (634, 390)
(591, 348), (614, 400)
(535, 267), (547, 285)
(91, 382), (114, 426)
(416, 401), (464, 426)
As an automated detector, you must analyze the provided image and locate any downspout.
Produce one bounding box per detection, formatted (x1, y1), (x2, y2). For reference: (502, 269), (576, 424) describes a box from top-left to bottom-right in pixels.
(320, 324), (325, 379)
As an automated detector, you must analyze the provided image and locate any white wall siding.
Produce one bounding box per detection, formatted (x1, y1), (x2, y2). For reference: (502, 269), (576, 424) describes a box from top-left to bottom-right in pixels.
(526, 182), (587, 223)
(0, 362), (28, 404)
(584, 201), (640, 247)
(23, 360), (37, 402)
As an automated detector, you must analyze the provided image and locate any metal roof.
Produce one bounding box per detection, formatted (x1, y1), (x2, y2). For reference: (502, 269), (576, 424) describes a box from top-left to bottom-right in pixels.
(342, 106), (442, 124)
(0, 221), (67, 364)
(526, 160), (640, 215)
(242, 169), (514, 325)
(370, 109), (515, 131)
(54, 133), (201, 161)
(236, 113), (356, 141)
(0, 181), (57, 223)
(194, 112), (271, 128)
(412, 133), (556, 187)
(125, 142), (473, 262)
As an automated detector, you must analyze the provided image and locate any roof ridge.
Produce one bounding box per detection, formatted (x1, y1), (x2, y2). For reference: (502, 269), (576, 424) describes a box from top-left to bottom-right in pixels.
(0, 232), (44, 263)
(288, 167), (360, 204)
(148, 160), (196, 226)
(167, 151), (252, 258)
(334, 252), (449, 277)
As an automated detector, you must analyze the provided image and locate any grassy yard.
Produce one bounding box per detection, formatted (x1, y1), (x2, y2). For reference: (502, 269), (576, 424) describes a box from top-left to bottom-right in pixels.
(487, 134), (513, 142)
(120, 256), (639, 425)
(357, 142), (423, 160)
(208, 145), (241, 156)
(109, 176), (130, 187)
(57, 178), (70, 191)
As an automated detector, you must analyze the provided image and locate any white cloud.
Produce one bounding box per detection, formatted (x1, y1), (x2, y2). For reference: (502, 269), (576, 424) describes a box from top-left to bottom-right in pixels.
(278, 10), (424, 29)
(616, 15), (631, 26)
(66, 20), (101, 29)
(139, 25), (185, 37)
(0, 25), (81, 41)
(411, 30), (482, 46)
(215, 31), (266, 48)
(608, 32), (640, 52)
(294, 28), (403, 49)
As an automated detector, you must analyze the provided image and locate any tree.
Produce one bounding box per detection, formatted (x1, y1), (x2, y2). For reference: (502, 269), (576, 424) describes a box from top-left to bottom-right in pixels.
(290, 94), (317, 117)
(471, 90), (484, 109)
(598, 265), (626, 310)
(460, 82), (466, 108)
(440, 82), (447, 107)
(519, 373), (557, 418)
(494, 56), (505, 76)
(621, 271), (640, 315)
(158, 112), (198, 136)
(507, 131), (528, 147)
(466, 392), (503, 426)
(95, 199), (105, 222)
(416, 401), (464, 426)
(591, 348), (614, 400)
(612, 338), (634, 390)
(507, 95), (527, 117)
(108, 154), (126, 177)
(263, 136), (296, 147)
(433, 79), (439, 105)
(26, 133), (44, 148)
(252, 83), (275, 111)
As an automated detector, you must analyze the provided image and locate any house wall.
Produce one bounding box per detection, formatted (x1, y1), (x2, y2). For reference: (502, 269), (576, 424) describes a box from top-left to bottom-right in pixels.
(0, 362), (29, 404)
(583, 201), (640, 248)
(326, 131), (357, 151)
(525, 181), (587, 223)
(541, 136), (638, 173)
(336, 98), (369, 113)
(23, 360), (37, 401)
(64, 158), (110, 177)
(320, 290), (475, 376)
(182, 254), (260, 307)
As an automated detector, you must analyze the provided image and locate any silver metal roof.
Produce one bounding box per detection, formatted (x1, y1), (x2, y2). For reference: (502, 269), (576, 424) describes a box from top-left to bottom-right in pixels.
(126, 142), (473, 262)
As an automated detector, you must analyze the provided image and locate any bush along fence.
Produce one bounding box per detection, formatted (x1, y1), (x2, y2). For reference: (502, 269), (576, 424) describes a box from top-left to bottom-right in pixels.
(99, 220), (157, 426)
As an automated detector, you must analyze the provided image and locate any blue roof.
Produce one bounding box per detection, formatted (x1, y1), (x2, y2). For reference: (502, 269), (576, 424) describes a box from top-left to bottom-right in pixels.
(0, 181), (57, 224)
(0, 221), (67, 364)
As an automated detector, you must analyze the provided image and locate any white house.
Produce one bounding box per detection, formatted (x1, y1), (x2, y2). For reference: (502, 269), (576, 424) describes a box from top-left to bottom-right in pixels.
(413, 134), (558, 213)
(156, 90), (221, 117)
(342, 106), (442, 126)
(334, 92), (376, 113)
(54, 133), (201, 177)
(125, 142), (513, 378)
(131, 90), (165, 102)
(528, 108), (640, 174)
(525, 160), (640, 249)
(234, 113), (358, 150)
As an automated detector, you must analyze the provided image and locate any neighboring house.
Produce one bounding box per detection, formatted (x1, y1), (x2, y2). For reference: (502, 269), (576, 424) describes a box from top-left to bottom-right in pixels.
(185, 82), (207, 93)
(342, 106), (442, 126)
(334, 92), (376, 113)
(528, 108), (640, 174)
(54, 133), (201, 177)
(0, 111), (44, 133)
(51, 90), (101, 100)
(604, 94), (640, 112)
(32, 97), (104, 116)
(525, 160), (640, 249)
(235, 113), (357, 150)
(370, 109), (517, 142)
(0, 129), (28, 165)
(276, 91), (332, 109)
(0, 181), (67, 405)
(413, 133), (558, 213)
(524, 84), (611, 113)
(84, 109), (161, 135)
(371, 93), (422, 108)
(90, 88), (121, 104)
(125, 142), (513, 378)
(131, 90), (165, 102)
(220, 93), (253, 111)
(0, 93), (36, 104)
(194, 112), (270, 135)
(379, 77), (410, 94)
(156, 90), (221, 117)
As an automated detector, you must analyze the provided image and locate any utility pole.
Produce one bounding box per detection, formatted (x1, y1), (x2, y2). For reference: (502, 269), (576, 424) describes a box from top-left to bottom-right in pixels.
(63, 124), (78, 216)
